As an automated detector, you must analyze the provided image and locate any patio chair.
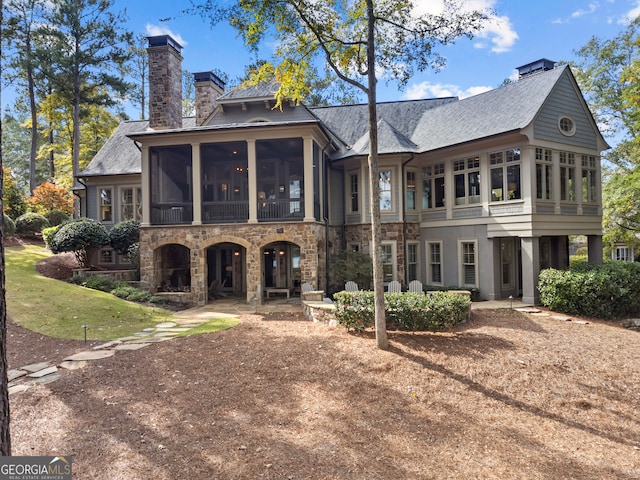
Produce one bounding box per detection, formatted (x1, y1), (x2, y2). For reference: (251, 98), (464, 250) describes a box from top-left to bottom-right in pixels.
(408, 280), (424, 293)
(387, 280), (402, 293)
(345, 281), (358, 292)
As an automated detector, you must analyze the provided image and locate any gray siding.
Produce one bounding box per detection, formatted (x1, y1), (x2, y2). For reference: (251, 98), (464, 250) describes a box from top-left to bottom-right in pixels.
(533, 75), (598, 149)
(210, 103), (316, 126)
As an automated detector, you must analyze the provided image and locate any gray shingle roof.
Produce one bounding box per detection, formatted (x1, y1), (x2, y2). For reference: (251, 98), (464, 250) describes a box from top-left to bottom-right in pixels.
(79, 118), (196, 177)
(341, 118), (418, 158)
(411, 66), (567, 151)
(218, 80), (280, 101)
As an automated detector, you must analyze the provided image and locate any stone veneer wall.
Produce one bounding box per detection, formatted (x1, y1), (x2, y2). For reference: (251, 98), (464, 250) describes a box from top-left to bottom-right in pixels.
(148, 42), (183, 130)
(328, 222), (420, 287)
(140, 222), (327, 306)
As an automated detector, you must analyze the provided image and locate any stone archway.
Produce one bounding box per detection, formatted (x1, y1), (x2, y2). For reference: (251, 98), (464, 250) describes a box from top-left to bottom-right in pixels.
(206, 242), (247, 300)
(155, 244), (191, 292)
(261, 241), (301, 298)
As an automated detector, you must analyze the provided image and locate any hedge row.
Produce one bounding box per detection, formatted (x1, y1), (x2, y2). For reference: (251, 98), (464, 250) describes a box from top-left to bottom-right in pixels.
(333, 290), (470, 332)
(538, 262), (640, 319)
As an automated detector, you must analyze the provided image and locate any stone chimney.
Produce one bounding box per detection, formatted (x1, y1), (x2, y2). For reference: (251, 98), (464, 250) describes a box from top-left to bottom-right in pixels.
(147, 35), (183, 130)
(194, 71), (226, 126)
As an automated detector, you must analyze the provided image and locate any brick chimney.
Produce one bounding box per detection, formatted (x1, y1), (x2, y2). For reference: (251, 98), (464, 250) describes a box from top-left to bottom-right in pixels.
(147, 35), (183, 130)
(194, 71), (225, 126)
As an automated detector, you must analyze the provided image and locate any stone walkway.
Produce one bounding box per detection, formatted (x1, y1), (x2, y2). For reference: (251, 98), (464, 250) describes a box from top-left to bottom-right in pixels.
(7, 312), (237, 395)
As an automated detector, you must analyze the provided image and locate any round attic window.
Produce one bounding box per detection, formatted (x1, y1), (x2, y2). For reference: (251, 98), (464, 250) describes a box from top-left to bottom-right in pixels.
(558, 116), (576, 136)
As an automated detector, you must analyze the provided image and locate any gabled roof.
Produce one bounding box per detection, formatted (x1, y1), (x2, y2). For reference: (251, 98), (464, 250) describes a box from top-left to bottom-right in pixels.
(410, 65), (567, 151)
(341, 118), (418, 158)
(217, 80), (280, 103)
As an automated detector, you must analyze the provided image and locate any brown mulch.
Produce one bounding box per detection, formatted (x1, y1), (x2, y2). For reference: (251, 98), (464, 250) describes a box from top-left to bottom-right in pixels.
(5, 246), (640, 478)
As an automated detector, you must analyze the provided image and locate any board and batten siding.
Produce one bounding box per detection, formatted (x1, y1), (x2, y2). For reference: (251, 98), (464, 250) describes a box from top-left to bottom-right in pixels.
(532, 73), (598, 150)
(209, 102), (316, 126)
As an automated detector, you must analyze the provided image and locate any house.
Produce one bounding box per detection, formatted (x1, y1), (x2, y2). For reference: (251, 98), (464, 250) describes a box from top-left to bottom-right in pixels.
(77, 36), (609, 306)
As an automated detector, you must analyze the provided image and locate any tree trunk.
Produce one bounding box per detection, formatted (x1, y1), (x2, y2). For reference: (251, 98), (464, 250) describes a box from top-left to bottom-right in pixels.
(49, 126), (55, 181)
(0, 0), (13, 448)
(366, 0), (388, 350)
(27, 41), (37, 195)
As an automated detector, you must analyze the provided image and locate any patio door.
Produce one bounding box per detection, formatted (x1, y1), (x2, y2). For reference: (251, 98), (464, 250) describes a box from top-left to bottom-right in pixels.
(262, 242), (301, 289)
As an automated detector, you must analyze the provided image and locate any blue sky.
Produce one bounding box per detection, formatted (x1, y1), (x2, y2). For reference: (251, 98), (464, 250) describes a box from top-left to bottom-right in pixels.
(119, 0), (640, 110)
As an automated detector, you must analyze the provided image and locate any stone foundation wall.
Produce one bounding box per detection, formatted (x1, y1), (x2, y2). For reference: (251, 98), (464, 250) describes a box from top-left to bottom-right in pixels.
(140, 222), (327, 306)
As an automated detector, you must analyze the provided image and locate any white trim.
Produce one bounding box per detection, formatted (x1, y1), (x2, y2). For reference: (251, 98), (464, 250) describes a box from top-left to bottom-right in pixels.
(426, 240), (443, 286)
(558, 115), (576, 136)
(380, 241), (397, 284)
(458, 239), (478, 288)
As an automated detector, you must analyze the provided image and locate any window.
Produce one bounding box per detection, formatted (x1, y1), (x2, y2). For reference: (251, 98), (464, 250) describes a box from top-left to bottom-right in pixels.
(559, 116), (576, 136)
(613, 246), (633, 262)
(406, 171), (417, 210)
(535, 148), (553, 200)
(581, 155), (597, 203)
(121, 187), (142, 221)
(490, 148), (521, 201)
(459, 240), (478, 287)
(99, 248), (114, 265)
(422, 163), (445, 209)
(379, 170), (392, 211)
(407, 242), (419, 282)
(501, 239), (514, 287)
(454, 156), (480, 205)
(380, 242), (395, 284)
(99, 188), (113, 222)
(349, 173), (359, 212)
(427, 241), (443, 285)
(560, 152), (576, 201)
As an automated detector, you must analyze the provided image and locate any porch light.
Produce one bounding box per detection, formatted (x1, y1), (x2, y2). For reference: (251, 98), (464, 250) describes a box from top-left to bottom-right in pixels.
(279, 250), (285, 256)
(234, 251), (240, 257)
(279, 184), (285, 193)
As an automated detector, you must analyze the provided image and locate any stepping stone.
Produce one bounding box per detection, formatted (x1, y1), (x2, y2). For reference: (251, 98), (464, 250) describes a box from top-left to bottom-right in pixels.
(143, 327), (156, 332)
(155, 322), (177, 328)
(59, 360), (88, 371)
(133, 332), (151, 337)
(173, 319), (205, 326)
(9, 385), (30, 395)
(93, 340), (122, 350)
(551, 315), (572, 322)
(116, 336), (145, 342)
(64, 350), (115, 361)
(128, 337), (169, 343)
(22, 362), (52, 373)
(516, 307), (542, 314)
(28, 366), (58, 378)
(25, 373), (61, 386)
(115, 343), (150, 351)
(155, 327), (191, 332)
(154, 332), (179, 338)
(8, 369), (27, 382)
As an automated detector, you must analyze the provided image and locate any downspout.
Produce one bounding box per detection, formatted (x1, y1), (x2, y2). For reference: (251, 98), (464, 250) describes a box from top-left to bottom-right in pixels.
(74, 177), (87, 217)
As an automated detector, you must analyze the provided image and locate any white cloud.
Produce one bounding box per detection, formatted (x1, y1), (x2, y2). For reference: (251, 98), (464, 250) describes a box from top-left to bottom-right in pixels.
(475, 14), (519, 53)
(619, 0), (640, 24)
(402, 81), (492, 100)
(571, 2), (599, 19)
(145, 23), (187, 47)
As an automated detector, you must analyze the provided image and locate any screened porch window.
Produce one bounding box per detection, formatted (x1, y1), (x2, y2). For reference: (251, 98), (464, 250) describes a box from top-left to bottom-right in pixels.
(150, 145), (193, 224)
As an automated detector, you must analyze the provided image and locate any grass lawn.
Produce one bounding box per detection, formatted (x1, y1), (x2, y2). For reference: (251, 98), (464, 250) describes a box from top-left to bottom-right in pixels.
(5, 244), (238, 341)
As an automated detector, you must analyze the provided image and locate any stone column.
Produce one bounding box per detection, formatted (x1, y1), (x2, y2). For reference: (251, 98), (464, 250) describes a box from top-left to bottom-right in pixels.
(587, 235), (603, 264)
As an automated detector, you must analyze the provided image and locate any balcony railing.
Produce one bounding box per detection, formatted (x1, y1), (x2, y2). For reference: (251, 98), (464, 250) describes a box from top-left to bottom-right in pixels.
(203, 201), (249, 223)
(151, 204), (193, 225)
(150, 199), (314, 225)
(258, 199), (304, 221)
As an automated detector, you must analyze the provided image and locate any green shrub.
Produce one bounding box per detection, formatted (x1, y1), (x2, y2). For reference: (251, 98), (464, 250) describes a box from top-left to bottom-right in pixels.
(424, 284), (480, 301)
(111, 284), (151, 302)
(15, 212), (49, 235)
(3, 214), (15, 236)
(44, 209), (72, 226)
(329, 251), (373, 293)
(538, 262), (640, 319)
(109, 219), (140, 255)
(333, 290), (470, 332)
(82, 276), (120, 292)
(48, 217), (109, 268)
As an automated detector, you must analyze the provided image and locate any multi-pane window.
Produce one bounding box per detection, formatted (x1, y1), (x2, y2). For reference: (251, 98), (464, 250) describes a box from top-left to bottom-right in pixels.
(490, 148), (521, 201)
(613, 246), (633, 262)
(99, 188), (113, 222)
(407, 242), (419, 282)
(99, 248), (114, 265)
(381, 243), (395, 283)
(379, 170), (392, 211)
(581, 155), (597, 203)
(560, 152), (576, 201)
(422, 163), (445, 209)
(501, 239), (514, 287)
(121, 187), (142, 221)
(460, 240), (477, 287)
(349, 173), (359, 212)
(535, 148), (553, 200)
(406, 171), (417, 210)
(427, 241), (442, 285)
(453, 156), (481, 205)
